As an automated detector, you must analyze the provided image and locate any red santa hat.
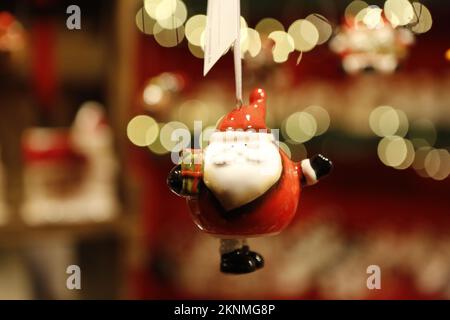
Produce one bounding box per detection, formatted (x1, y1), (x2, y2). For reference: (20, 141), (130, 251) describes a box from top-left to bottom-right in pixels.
(217, 88), (267, 131)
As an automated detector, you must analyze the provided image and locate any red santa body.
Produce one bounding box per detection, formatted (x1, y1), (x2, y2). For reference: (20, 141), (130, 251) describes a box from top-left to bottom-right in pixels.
(168, 88), (332, 274)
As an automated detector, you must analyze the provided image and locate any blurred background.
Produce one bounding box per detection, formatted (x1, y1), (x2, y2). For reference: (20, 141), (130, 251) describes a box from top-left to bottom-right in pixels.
(0, 0), (449, 299)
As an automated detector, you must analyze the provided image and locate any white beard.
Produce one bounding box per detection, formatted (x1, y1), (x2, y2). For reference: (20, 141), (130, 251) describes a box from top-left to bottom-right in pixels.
(203, 130), (282, 211)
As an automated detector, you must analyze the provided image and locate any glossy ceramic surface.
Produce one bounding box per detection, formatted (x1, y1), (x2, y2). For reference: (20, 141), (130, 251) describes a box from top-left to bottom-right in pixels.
(187, 149), (302, 237)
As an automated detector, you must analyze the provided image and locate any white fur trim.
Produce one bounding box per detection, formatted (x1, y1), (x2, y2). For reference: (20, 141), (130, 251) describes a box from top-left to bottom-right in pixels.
(208, 130), (274, 144)
(301, 159), (317, 186)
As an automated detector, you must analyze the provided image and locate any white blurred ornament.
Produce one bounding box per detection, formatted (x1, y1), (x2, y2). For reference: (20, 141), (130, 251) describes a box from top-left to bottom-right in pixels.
(330, 7), (414, 74)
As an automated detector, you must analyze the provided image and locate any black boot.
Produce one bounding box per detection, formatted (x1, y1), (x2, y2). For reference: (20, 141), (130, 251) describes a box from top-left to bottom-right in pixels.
(242, 245), (264, 269)
(220, 249), (257, 274)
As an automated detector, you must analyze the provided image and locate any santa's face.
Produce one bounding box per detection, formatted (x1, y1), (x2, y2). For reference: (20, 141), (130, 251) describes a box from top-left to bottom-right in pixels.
(203, 130), (282, 211)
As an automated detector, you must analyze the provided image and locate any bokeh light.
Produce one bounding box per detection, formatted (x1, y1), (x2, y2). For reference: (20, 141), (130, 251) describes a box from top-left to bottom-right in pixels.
(345, 1), (369, 24)
(159, 121), (190, 152)
(393, 138), (415, 170)
(268, 31), (295, 63)
(278, 141), (292, 159)
(188, 42), (204, 59)
(369, 106), (409, 137)
(377, 136), (409, 167)
(255, 18), (284, 36)
(304, 105), (330, 136)
(127, 115), (159, 147)
(411, 2), (433, 34)
(157, 0), (187, 30)
(424, 149), (450, 180)
(239, 16), (249, 30)
(148, 140), (169, 155)
(305, 14), (333, 45)
(185, 14), (206, 47)
(384, 0), (414, 28)
(283, 112), (317, 143)
(241, 28), (262, 58)
(143, 84), (163, 106)
(288, 19), (319, 52)
(145, 0), (178, 21)
(153, 23), (185, 47)
(445, 48), (450, 61)
(357, 5), (383, 29)
(136, 7), (158, 35)
(412, 146), (432, 171)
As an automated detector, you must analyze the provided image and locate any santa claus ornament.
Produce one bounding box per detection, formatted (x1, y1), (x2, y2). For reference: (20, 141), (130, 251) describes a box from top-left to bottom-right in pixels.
(167, 88), (332, 274)
(167, 0), (332, 274)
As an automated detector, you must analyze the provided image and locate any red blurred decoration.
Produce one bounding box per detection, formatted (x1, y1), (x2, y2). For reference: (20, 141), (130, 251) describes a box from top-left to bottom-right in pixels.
(22, 129), (85, 165)
(31, 21), (57, 110)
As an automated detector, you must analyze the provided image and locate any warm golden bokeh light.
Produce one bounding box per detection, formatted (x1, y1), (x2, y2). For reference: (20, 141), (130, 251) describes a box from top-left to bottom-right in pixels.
(241, 28), (262, 58)
(145, 0), (178, 21)
(424, 149), (450, 180)
(424, 148), (441, 178)
(278, 141), (292, 159)
(288, 19), (319, 52)
(358, 5), (383, 29)
(148, 123), (170, 155)
(136, 7), (158, 35)
(268, 31), (295, 63)
(394, 138), (415, 170)
(411, 2), (433, 34)
(159, 121), (190, 152)
(188, 42), (204, 59)
(304, 105), (330, 136)
(377, 136), (409, 167)
(434, 149), (450, 180)
(305, 14), (333, 45)
(143, 84), (163, 106)
(153, 24), (185, 47)
(239, 16), (249, 30)
(255, 18), (285, 36)
(394, 109), (409, 137)
(185, 14), (207, 47)
(384, 0), (414, 28)
(345, 1), (369, 24)
(186, 15), (248, 47)
(412, 146), (432, 171)
(446, 49), (450, 61)
(157, 0), (187, 30)
(127, 115), (159, 147)
(283, 112), (317, 143)
(369, 106), (409, 137)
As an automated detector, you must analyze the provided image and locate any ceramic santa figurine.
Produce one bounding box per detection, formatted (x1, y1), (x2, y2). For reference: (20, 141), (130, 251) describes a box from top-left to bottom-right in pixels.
(168, 88), (332, 274)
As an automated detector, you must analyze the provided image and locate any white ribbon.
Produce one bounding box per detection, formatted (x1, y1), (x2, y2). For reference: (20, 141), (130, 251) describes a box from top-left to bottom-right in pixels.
(233, 2), (243, 106)
(203, 0), (243, 107)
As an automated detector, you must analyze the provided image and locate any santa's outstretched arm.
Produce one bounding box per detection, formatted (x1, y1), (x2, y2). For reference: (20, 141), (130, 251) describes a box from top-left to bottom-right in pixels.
(167, 149), (203, 197)
(299, 154), (333, 187)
